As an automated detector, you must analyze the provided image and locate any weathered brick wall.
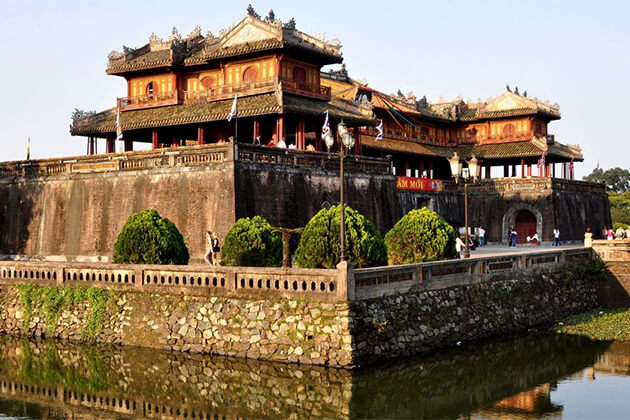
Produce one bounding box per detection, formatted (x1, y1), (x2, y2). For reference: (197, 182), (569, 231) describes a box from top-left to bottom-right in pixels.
(0, 164), (235, 262)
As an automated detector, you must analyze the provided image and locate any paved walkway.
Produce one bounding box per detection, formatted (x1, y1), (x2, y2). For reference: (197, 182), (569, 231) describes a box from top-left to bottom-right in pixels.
(465, 244), (583, 259)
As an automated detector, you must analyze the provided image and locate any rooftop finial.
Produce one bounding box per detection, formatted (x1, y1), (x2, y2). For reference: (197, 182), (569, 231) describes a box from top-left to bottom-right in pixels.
(268, 9), (275, 21)
(506, 84), (511, 92)
(523, 90), (527, 97)
(283, 18), (296, 30)
(246, 4), (260, 18)
(514, 86), (519, 95)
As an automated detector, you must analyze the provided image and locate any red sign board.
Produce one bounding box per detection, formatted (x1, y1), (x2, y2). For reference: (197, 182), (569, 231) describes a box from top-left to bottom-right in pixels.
(396, 176), (443, 192)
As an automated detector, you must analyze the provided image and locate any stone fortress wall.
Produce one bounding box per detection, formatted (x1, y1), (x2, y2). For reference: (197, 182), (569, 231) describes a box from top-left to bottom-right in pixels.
(0, 248), (597, 367)
(0, 143), (610, 262)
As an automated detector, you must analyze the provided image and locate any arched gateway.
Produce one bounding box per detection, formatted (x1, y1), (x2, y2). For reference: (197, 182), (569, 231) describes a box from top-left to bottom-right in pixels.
(502, 204), (544, 244)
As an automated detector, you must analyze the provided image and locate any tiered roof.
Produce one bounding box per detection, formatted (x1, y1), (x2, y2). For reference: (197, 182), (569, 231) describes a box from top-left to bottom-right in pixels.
(107, 10), (342, 75)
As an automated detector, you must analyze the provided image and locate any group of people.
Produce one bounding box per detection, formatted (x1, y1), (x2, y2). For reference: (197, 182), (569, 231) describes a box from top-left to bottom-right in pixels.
(253, 136), (316, 151)
(603, 226), (630, 240)
(204, 231), (221, 266)
(509, 227), (562, 247)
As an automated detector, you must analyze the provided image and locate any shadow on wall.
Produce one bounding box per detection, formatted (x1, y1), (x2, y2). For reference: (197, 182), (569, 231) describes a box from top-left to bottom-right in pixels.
(0, 180), (39, 256)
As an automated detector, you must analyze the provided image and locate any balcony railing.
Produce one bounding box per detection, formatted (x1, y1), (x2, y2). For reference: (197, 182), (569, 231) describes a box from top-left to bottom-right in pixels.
(117, 77), (332, 111)
(117, 90), (179, 110)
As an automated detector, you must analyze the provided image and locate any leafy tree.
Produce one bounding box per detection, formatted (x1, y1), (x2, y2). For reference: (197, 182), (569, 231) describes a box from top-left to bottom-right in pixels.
(221, 216), (282, 267)
(584, 167), (630, 192)
(295, 205), (387, 269)
(609, 191), (630, 227)
(113, 209), (189, 265)
(385, 207), (457, 265)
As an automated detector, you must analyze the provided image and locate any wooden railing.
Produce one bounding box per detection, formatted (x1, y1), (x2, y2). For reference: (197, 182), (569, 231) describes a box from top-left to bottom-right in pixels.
(116, 77), (331, 111)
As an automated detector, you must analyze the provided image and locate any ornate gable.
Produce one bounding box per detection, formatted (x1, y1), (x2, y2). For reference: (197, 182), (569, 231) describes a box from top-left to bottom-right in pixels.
(484, 91), (535, 112)
(220, 16), (281, 48)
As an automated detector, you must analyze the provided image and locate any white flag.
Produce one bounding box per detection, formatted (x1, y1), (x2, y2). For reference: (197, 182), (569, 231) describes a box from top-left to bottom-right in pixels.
(116, 107), (123, 140)
(227, 94), (238, 122)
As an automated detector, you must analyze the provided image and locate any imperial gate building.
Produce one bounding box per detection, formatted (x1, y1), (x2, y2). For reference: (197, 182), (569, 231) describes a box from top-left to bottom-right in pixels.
(0, 9), (611, 262)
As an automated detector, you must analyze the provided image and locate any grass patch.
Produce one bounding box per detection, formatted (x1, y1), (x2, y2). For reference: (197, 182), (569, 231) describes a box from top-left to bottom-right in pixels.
(557, 307), (630, 341)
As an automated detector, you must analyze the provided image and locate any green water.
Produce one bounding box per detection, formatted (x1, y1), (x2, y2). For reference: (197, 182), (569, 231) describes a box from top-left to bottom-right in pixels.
(0, 333), (629, 419)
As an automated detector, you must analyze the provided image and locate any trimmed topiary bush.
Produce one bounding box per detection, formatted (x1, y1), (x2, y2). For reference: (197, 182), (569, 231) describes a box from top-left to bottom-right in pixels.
(113, 209), (189, 265)
(221, 216), (282, 267)
(385, 207), (457, 265)
(295, 205), (387, 269)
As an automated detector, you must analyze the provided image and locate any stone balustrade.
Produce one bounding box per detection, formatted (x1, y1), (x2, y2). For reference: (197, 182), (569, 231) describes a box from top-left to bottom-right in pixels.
(353, 248), (593, 300)
(0, 248), (593, 302)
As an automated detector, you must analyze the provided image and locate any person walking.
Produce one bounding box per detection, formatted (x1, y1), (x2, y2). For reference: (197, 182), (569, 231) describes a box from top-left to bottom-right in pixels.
(204, 231), (213, 265)
(478, 227), (486, 246)
(211, 232), (221, 265)
(553, 228), (561, 246)
(510, 227), (517, 247)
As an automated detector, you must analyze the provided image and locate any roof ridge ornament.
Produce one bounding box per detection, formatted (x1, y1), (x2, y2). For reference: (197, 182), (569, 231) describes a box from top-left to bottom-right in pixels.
(246, 4), (260, 19)
(169, 27), (182, 42)
(187, 25), (202, 39)
(149, 33), (162, 43)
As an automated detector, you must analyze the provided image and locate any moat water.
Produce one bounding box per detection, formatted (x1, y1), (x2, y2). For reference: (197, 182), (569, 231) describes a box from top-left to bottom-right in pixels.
(0, 333), (629, 419)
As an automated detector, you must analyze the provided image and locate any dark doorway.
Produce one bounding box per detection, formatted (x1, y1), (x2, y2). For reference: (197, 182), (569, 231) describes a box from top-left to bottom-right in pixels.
(515, 210), (537, 243)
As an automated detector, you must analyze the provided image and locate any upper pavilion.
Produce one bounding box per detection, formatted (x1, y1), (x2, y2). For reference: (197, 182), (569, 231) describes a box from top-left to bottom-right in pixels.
(71, 6), (582, 181)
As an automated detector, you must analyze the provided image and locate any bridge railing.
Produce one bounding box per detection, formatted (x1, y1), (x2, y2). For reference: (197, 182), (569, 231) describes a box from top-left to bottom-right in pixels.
(1, 248), (593, 302)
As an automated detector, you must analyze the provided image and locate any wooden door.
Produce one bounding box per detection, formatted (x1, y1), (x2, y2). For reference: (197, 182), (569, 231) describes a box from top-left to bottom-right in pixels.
(514, 210), (537, 243)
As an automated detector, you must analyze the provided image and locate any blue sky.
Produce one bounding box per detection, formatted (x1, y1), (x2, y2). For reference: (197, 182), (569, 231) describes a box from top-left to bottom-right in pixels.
(0, 0), (628, 178)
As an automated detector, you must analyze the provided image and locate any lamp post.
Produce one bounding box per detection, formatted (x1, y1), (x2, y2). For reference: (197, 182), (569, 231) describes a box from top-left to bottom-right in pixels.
(448, 153), (481, 259)
(323, 119), (355, 262)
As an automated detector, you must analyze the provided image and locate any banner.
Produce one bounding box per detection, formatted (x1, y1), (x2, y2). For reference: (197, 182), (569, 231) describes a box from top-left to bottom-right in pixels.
(396, 176), (443, 191)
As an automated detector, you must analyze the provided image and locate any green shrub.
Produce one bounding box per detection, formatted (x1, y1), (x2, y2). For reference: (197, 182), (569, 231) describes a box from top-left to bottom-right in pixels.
(221, 216), (282, 267)
(295, 205), (387, 268)
(113, 209), (189, 265)
(385, 207), (457, 265)
(612, 222), (628, 230)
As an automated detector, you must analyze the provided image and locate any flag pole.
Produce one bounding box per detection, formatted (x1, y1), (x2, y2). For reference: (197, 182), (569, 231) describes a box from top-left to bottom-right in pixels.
(235, 116), (238, 143)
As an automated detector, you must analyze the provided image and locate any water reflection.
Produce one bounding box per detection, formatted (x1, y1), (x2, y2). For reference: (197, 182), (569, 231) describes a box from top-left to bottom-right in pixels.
(0, 334), (625, 419)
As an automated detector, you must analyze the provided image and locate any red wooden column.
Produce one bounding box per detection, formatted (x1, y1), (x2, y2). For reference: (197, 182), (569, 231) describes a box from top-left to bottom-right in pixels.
(570, 163), (574, 179)
(521, 159), (525, 178)
(545, 161), (550, 177)
(152, 130), (159, 149)
(275, 116), (285, 145)
(296, 119), (305, 149)
(419, 159), (425, 177)
(511, 164), (517, 178)
(253, 119), (260, 142)
(485, 166), (491, 179)
(106, 135), (115, 154)
(527, 164), (532, 177)
(87, 137), (95, 155)
(172, 133), (179, 148)
(197, 125), (205, 145)
(124, 138), (133, 152)
(427, 161), (433, 179)
(552, 162), (556, 178)
(504, 165), (509, 178)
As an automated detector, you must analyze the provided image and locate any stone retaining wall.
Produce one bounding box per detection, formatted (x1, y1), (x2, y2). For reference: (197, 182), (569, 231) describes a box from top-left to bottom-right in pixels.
(0, 251), (599, 367)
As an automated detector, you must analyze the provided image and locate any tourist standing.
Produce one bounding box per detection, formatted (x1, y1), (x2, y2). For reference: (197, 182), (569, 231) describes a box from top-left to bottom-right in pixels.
(553, 228), (560, 246)
(607, 228), (614, 240)
(510, 228), (517, 247)
(204, 231), (213, 265)
(211, 232), (221, 266)
(478, 227), (486, 246)
(455, 237), (464, 259)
